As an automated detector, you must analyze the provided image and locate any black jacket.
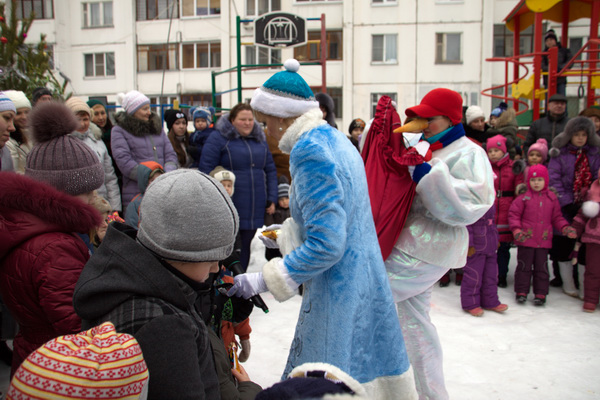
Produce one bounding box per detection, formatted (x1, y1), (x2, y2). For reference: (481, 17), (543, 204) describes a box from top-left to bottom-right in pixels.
(74, 223), (220, 400)
(524, 112), (570, 154)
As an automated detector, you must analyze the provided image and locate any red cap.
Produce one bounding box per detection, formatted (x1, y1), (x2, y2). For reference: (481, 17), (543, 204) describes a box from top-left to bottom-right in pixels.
(405, 88), (463, 125)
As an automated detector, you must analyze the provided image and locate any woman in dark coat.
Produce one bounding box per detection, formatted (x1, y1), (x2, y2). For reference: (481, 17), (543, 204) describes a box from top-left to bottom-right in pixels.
(199, 103), (278, 271)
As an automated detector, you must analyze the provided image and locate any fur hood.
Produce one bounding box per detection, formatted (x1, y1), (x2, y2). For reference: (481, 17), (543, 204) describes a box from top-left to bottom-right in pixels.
(114, 111), (163, 137)
(549, 116), (600, 157)
(0, 172), (102, 258)
(494, 107), (517, 129)
(215, 113), (266, 142)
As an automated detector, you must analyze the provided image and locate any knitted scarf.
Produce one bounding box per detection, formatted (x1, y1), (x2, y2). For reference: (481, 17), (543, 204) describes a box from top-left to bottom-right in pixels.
(572, 148), (592, 203)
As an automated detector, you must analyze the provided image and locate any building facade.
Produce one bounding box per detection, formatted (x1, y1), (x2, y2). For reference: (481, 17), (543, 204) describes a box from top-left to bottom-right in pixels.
(15, 0), (593, 128)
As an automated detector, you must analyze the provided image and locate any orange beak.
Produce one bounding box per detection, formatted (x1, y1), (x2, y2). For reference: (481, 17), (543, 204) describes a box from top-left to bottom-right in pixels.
(393, 118), (429, 133)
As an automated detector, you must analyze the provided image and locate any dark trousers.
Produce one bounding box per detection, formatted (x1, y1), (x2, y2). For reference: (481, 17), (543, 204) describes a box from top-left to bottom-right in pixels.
(514, 247), (550, 295)
(461, 252), (500, 310)
(239, 229), (257, 272)
(497, 242), (511, 279)
(584, 243), (600, 305)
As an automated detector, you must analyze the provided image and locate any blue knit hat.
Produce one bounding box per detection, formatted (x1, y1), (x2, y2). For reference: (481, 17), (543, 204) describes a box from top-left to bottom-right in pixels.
(251, 59), (319, 118)
(0, 92), (17, 114)
(490, 102), (508, 118)
(192, 106), (214, 123)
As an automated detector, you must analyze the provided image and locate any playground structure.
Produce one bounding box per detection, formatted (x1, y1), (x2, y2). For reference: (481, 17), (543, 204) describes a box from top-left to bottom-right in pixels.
(482, 0), (600, 121)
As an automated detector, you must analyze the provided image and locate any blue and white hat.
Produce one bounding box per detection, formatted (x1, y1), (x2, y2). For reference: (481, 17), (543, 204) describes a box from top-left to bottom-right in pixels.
(192, 106), (215, 123)
(0, 92), (17, 114)
(250, 59), (319, 118)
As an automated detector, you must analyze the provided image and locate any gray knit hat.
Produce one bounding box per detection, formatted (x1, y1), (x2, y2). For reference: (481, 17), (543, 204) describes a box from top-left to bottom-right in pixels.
(25, 102), (104, 196)
(137, 170), (239, 262)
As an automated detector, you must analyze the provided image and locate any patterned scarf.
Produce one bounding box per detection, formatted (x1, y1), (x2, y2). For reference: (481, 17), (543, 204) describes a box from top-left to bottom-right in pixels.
(572, 148), (592, 203)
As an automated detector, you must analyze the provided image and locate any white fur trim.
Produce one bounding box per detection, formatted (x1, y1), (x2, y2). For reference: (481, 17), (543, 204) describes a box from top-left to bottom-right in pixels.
(362, 367), (418, 400)
(289, 362), (367, 397)
(250, 87), (320, 119)
(582, 201), (600, 218)
(279, 108), (327, 154)
(278, 217), (303, 256)
(262, 258), (298, 302)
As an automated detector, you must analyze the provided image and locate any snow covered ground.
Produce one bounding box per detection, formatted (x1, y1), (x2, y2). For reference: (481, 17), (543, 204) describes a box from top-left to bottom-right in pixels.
(243, 234), (600, 399)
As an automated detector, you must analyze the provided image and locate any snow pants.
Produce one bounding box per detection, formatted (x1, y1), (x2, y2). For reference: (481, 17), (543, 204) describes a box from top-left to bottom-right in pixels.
(386, 249), (450, 400)
(584, 243), (600, 305)
(460, 251), (501, 310)
(514, 246), (550, 295)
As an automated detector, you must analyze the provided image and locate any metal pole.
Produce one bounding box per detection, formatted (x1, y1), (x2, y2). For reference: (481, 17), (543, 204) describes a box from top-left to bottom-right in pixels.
(236, 15), (242, 104)
(587, 1), (599, 107)
(533, 12), (543, 120)
(321, 13), (326, 94)
(513, 17), (521, 111)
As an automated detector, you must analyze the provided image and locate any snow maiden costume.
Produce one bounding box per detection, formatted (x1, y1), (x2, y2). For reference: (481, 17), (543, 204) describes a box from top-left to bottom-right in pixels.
(381, 89), (495, 399)
(228, 60), (417, 399)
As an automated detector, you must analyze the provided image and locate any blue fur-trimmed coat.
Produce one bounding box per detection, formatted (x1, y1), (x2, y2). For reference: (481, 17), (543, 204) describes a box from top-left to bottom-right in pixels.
(199, 115), (278, 231)
(263, 108), (414, 396)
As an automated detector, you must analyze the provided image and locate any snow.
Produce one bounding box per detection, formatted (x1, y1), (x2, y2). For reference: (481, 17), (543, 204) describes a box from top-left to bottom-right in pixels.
(244, 234), (600, 399)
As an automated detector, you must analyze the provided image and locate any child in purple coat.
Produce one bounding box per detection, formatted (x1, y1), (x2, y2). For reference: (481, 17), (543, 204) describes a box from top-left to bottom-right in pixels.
(461, 204), (508, 316)
(509, 164), (577, 305)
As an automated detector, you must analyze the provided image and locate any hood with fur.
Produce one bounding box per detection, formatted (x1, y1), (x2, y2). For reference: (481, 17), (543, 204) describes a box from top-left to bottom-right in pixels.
(215, 113), (266, 142)
(549, 116), (600, 157)
(114, 111), (163, 137)
(494, 107), (517, 129)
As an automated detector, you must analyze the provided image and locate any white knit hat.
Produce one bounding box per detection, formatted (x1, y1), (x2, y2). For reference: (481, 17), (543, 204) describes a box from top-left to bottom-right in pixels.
(0, 92), (17, 113)
(4, 90), (31, 110)
(250, 59), (320, 118)
(465, 105), (485, 125)
(117, 90), (150, 115)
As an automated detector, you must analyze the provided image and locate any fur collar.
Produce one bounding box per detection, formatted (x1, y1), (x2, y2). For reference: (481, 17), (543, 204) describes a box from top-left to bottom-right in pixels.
(216, 113), (266, 142)
(279, 108), (327, 154)
(495, 108), (517, 129)
(114, 111), (163, 137)
(0, 172), (102, 248)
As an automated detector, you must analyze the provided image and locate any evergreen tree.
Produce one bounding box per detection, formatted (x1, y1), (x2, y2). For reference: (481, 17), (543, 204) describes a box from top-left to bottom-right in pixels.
(0, 0), (67, 98)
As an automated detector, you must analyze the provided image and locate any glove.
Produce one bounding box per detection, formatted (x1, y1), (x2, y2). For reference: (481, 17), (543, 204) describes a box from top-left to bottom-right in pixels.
(238, 339), (251, 363)
(513, 230), (528, 243)
(227, 272), (268, 299)
(259, 224), (282, 249)
(279, 218), (303, 256)
(467, 246), (476, 257)
(562, 226), (577, 239)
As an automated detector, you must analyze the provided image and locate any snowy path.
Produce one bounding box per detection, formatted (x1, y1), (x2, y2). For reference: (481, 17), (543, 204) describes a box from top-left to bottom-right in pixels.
(244, 235), (600, 399)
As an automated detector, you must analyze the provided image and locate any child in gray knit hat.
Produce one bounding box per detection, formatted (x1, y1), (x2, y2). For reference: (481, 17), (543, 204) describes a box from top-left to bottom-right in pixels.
(74, 170), (262, 399)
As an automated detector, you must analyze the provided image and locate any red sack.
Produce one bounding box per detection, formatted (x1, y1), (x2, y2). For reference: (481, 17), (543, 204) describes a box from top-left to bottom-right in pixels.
(362, 96), (417, 261)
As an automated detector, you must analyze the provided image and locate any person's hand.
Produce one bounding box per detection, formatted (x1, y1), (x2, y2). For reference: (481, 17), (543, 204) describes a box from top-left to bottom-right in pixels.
(513, 230), (529, 243)
(563, 226), (577, 239)
(259, 225), (282, 249)
(266, 202), (275, 215)
(231, 363), (251, 383)
(227, 273), (268, 299)
(238, 339), (251, 362)
(467, 246), (476, 257)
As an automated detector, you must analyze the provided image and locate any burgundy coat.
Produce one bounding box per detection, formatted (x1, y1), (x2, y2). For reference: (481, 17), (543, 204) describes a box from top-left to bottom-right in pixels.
(491, 154), (523, 242)
(508, 187), (569, 249)
(0, 173), (101, 375)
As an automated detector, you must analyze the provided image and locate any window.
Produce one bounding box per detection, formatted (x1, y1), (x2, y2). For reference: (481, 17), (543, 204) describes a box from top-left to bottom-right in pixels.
(245, 46), (281, 67)
(136, 0), (178, 21)
(372, 0), (396, 3)
(296, 0), (340, 2)
(137, 44), (178, 72)
(493, 24), (545, 57)
(181, 0), (220, 16)
(246, 0), (280, 15)
(82, 1), (113, 28)
(372, 34), (397, 64)
(294, 30), (343, 61)
(371, 93), (396, 118)
(569, 37), (584, 61)
(436, 33), (461, 64)
(182, 42), (221, 69)
(84, 52), (115, 77)
(14, 0), (54, 19)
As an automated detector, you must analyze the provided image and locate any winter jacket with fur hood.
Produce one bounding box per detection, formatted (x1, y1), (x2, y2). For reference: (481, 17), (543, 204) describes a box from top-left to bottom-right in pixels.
(487, 108), (518, 158)
(572, 180), (600, 245)
(548, 116), (600, 208)
(0, 172), (101, 375)
(111, 111), (177, 209)
(70, 128), (122, 211)
(199, 114), (278, 231)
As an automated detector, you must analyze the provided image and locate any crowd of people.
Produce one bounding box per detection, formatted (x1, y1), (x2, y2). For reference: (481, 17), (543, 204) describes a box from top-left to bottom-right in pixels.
(1, 55), (600, 399)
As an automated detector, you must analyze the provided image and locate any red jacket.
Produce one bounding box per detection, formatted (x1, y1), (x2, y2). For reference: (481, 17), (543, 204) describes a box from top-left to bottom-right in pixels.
(491, 155), (523, 242)
(0, 173), (101, 375)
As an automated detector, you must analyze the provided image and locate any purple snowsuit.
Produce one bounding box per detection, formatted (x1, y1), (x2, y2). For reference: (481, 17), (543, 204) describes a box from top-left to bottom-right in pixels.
(461, 205), (502, 310)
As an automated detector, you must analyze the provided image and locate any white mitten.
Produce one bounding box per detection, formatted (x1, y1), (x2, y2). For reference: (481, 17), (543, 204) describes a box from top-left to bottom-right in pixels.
(238, 339), (251, 362)
(278, 218), (303, 256)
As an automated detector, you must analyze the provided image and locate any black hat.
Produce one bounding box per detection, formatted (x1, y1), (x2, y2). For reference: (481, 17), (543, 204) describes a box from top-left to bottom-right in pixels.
(31, 87), (53, 105)
(164, 109), (188, 132)
(548, 94), (567, 103)
(544, 29), (558, 42)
